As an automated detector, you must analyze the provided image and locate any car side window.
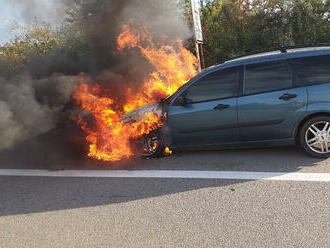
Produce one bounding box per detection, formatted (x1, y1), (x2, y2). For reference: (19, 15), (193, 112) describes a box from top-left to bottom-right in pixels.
(289, 55), (330, 86)
(182, 68), (239, 104)
(244, 60), (292, 95)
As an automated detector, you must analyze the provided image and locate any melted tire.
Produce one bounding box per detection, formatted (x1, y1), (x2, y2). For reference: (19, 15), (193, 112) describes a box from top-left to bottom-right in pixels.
(141, 131), (165, 158)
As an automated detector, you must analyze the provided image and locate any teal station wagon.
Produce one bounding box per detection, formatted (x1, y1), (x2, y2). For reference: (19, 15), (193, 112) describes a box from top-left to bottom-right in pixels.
(123, 45), (330, 158)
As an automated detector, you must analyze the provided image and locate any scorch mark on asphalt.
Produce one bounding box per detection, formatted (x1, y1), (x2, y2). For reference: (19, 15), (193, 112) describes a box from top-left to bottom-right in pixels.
(1, 169), (330, 182)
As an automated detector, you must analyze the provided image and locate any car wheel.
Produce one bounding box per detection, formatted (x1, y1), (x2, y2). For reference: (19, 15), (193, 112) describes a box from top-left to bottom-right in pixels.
(131, 130), (165, 158)
(299, 116), (330, 158)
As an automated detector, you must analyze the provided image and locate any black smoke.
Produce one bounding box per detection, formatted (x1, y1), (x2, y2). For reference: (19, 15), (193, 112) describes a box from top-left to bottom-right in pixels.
(0, 0), (191, 151)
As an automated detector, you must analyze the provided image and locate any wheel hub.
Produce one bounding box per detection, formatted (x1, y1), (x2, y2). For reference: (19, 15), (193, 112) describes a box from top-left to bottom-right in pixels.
(305, 121), (330, 154)
(143, 136), (159, 155)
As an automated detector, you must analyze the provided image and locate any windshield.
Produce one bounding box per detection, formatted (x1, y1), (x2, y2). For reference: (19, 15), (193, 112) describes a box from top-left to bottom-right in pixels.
(163, 73), (201, 103)
(163, 85), (185, 103)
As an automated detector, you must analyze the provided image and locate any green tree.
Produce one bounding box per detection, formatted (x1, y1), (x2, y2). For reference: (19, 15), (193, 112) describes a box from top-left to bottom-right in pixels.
(181, 0), (330, 67)
(0, 22), (60, 77)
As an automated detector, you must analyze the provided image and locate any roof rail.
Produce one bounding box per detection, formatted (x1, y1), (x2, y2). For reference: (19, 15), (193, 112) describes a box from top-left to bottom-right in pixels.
(228, 43), (330, 61)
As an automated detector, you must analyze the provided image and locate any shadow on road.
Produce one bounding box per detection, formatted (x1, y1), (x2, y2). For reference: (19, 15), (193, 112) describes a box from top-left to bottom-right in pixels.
(0, 128), (328, 217)
(0, 176), (240, 217)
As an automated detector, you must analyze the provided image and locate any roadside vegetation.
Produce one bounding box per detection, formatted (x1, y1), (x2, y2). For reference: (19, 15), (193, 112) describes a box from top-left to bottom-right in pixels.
(183, 0), (330, 66)
(0, 0), (329, 77)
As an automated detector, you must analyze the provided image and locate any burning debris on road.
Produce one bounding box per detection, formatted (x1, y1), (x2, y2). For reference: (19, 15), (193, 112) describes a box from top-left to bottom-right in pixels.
(73, 21), (198, 162)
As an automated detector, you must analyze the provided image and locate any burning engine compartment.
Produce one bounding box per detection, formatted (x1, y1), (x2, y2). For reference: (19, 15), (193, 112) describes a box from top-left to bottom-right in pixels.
(73, 21), (198, 162)
(120, 103), (162, 124)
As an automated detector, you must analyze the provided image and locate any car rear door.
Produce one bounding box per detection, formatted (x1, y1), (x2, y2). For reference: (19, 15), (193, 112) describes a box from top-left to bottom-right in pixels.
(237, 60), (307, 142)
(167, 67), (240, 149)
(289, 54), (330, 108)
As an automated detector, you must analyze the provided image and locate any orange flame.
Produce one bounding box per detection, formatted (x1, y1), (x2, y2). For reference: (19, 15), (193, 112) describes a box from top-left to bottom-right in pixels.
(164, 147), (173, 156)
(74, 21), (198, 162)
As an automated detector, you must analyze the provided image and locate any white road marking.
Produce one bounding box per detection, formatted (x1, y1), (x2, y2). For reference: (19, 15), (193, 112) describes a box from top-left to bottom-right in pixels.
(0, 169), (330, 182)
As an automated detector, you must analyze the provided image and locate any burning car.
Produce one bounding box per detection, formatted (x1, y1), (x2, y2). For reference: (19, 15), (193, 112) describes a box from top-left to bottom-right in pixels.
(121, 45), (330, 158)
(73, 22), (200, 162)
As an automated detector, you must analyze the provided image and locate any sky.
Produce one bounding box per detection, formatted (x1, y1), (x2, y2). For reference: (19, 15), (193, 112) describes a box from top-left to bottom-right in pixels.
(0, 2), (23, 44)
(0, 0), (66, 45)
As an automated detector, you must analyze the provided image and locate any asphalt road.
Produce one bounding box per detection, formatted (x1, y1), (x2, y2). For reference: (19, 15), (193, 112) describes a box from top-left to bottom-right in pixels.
(0, 130), (330, 247)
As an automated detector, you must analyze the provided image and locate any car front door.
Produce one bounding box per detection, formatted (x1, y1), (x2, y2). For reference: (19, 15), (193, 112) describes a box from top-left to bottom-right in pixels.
(167, 67), (240, 149)
(237, 60), (307, 142)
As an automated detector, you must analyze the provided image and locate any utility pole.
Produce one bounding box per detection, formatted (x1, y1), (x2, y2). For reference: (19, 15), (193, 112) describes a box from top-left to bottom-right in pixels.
(190, 0), (205, 72)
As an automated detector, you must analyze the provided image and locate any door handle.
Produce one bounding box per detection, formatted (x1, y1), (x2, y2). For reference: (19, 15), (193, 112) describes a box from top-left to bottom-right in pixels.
(279, 93), (297, 101)
(214, 104), (230, 110)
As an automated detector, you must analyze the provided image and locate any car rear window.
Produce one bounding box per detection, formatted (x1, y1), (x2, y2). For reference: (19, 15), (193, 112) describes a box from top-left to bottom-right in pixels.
(184, 67), (239, 103)
(244, 60), (293, 95)
(289, 55), (330, 86)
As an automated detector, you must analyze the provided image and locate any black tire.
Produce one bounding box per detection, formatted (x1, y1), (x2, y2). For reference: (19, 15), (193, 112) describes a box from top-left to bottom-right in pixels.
(130, 130), (165, 158)
(299, 116), (330, 158)
(142, 130), (165, 158)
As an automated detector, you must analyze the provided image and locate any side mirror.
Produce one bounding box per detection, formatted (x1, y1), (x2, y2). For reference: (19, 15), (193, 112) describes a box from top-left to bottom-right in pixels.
(175, 94), (187, 106)
(174, 92), (193, 106)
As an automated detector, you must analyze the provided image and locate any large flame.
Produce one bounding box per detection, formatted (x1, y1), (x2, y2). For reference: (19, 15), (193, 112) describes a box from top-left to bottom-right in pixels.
(74, 21), (198, 162)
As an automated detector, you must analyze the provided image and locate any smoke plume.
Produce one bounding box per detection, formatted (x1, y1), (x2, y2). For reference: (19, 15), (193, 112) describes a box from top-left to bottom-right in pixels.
(0, 74), (79, 150)
(1, 0), (70, 26)
(0, 0), (192, 150)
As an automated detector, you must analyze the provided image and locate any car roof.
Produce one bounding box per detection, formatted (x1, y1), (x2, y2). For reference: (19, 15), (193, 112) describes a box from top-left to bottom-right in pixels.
(207, 45), (330, 72)
(172, 45), (330, 99)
